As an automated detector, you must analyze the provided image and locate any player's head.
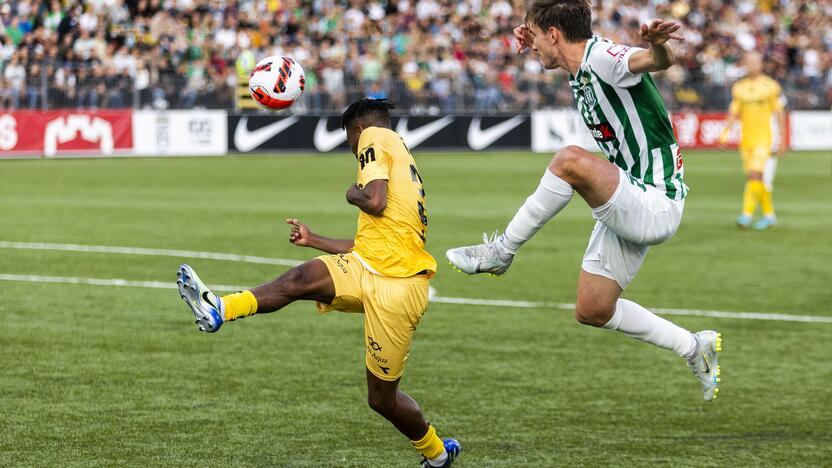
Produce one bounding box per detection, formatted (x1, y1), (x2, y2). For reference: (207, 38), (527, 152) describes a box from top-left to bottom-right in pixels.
(742, 52), (763, 77)
(525, 0), (593, 70)
(341, 98), (395, 156)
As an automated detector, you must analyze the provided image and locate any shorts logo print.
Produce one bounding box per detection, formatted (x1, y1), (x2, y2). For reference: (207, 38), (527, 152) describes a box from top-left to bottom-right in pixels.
(367, 336), (382, 351)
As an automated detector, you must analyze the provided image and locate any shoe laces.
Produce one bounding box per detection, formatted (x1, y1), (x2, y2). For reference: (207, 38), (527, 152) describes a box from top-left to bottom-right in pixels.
(462, 230), (501, 258)
(482, 230), (501, 246)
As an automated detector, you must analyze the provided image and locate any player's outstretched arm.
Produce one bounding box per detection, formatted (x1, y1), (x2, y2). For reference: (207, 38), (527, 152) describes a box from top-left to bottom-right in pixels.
(286, 219), (354, 254)
(629, 19), (683, 74)
(346, 179), (388, 216)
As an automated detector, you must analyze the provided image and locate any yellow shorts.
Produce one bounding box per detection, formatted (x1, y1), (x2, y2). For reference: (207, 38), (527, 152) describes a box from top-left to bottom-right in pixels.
(741, 146), (771, 174)
(315, 253), (430, 381)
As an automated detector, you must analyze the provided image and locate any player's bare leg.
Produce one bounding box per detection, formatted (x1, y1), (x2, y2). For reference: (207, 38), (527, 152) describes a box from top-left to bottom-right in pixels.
(366, 370), (428, 439)
(248, 259), (335, 312)
(176, 260), (335, 332)
(366, 371), (460, 467)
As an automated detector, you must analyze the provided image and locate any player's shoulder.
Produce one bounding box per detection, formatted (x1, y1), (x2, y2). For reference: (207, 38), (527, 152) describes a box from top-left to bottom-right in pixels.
(358, 126), (391, 145)
(586, 37), (634, 65)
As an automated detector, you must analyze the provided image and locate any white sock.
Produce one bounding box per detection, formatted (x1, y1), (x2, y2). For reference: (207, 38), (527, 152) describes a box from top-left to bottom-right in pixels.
(501, 169), (573, 254)
(428, 450), (448, 467)
(603, 299), (697, 359)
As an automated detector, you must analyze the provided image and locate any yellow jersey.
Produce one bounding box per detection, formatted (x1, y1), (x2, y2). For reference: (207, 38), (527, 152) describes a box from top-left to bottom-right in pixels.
(729, 74), (784, 149)
(352, 126), (436, 278)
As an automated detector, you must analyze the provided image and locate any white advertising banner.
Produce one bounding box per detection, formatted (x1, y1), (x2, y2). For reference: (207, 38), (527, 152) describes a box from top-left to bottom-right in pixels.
(133, 110), (227, 156)
(531, 109), (597, 153)
(789, 111), (832, 150)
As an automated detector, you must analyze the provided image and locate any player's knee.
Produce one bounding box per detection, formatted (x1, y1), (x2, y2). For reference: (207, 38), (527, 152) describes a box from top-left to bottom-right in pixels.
(550, 146), (588, 179)
(275, 266), (308, 298)
(367, 389), (397, 416)
(574, 301), (614, 327)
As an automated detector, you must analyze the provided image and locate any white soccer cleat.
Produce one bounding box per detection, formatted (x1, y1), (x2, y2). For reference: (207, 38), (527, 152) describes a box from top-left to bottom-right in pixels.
(176, 264), (224, 333)
(687, 330), (722, 401)
(445, 231), (514, 276)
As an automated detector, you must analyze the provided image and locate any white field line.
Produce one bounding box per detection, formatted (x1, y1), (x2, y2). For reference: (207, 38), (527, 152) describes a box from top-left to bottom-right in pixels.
(0, 241), (303, 267)
(0, 274), (247, 292)
(1, 273), (831, 324)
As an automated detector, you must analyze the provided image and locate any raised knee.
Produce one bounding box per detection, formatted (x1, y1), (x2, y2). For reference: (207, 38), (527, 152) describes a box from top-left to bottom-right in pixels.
(550, 145), (587, 178)
(574, 302), (614, 328)
(276, 267), (306, 298)
(367, 391), (396, 416)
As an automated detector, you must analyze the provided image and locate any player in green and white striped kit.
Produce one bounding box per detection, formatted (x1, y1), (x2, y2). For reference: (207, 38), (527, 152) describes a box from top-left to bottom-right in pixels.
(446, 0), (722, 401)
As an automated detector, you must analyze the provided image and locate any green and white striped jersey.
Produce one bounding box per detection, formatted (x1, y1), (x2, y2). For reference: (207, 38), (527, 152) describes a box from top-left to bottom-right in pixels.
(568, 37), (688, 200)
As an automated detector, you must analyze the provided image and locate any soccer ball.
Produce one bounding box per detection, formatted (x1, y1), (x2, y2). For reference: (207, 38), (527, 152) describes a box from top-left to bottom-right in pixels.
(249, 56), (305, 110)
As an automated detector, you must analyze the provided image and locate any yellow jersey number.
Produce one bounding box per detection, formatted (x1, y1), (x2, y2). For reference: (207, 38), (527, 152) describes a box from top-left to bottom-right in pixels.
(403, 142), (428, 242)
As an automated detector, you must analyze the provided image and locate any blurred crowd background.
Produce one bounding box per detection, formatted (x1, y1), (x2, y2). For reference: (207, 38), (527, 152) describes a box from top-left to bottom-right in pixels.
(0, 0), (830, 112)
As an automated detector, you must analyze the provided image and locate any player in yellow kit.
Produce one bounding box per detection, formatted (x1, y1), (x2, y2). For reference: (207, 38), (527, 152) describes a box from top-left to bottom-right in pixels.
(175, 99), (460, 467)
(720, 52), (787, 230)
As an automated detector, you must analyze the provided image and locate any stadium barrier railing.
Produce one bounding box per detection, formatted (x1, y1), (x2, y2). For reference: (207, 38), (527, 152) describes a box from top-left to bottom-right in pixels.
(1, 65), (829, 114)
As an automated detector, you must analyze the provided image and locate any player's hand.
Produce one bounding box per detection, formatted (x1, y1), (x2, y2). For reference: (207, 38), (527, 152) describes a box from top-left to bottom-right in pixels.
(345, 183), (362, 205)
(286, 218), (312, 247)
(640, 19), (684, 45)
(513, 25), (532, 54)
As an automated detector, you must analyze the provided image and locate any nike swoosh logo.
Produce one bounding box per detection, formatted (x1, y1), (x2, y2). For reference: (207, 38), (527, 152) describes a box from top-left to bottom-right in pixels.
(467, 116), (526, 150)
(234, 116), (299, 152)
(395, 116), (455, 148)
(313, 117), (347, 152)
(201, 291), (217, 309)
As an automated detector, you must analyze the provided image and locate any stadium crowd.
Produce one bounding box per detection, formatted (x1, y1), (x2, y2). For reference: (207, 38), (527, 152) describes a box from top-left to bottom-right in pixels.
(0, 0), (830, 111)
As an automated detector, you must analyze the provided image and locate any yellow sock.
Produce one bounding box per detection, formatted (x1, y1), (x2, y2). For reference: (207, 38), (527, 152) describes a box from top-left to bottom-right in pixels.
(411, 425), (445, 461)
(221, 290), (258, 321)
(759, 185), (775, 217)
(741, 180), (757, 216)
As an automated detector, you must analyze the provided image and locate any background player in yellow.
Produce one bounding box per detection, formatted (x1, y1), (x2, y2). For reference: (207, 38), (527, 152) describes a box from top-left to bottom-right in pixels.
(175, 99), (460, 467)
(720, 52), (787, 230)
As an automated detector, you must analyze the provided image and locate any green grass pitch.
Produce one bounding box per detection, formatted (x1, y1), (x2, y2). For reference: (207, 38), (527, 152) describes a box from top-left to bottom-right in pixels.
(1, 150), (830, 467)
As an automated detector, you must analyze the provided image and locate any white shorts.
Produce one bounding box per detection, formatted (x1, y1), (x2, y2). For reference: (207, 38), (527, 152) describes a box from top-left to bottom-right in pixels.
(582, 168), (684, 289)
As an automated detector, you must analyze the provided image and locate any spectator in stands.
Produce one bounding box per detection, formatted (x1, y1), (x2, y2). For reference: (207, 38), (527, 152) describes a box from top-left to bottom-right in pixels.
(0, 0), (828, 112)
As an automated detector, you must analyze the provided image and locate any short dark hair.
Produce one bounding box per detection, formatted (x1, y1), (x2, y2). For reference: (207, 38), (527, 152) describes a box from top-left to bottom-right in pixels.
(525, 0), (593, 43)
(341, 98), (395, 130)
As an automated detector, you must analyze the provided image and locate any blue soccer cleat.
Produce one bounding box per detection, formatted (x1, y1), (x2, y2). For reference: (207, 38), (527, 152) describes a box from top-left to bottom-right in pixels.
(176, 264), (224, 332)
(736, 214), (752, 229)
(752, 215), (776, 230)
(421, 438), (461, 468)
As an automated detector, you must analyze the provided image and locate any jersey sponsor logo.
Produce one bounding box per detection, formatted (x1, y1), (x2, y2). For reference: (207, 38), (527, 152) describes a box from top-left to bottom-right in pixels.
(587, 122), (617, 142)
(606, 44), (630, 62)
(233, 116), (299, 152)
(43, 115), (113, 156)
(467, 116), (526, 150)
(313, 117), (347, 151)
(395, 116), (454, 149)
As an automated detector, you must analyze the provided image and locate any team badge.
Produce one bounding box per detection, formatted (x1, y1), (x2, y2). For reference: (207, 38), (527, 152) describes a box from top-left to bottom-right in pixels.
(582, 86), (597, 108)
